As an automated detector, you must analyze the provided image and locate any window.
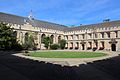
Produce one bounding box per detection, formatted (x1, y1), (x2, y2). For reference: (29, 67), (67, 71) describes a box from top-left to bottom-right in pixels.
(82, 34), (85, 39)
(101, 32), (104, 38)
(76, 35), (79, 40)
(115, 31), (118, 38)
(107, 32), (110, 38)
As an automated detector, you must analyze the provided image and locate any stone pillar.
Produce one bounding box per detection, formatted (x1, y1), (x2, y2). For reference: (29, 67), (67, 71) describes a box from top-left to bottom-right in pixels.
(118, 31), (120, 38)
(79, 42), (81, 50)
(22, 32), (26, 44)
(97, 41), (100, 50)
(85, 41), (88, 50)
(37, 33), (41, 49)
(104, 40), (111, 51)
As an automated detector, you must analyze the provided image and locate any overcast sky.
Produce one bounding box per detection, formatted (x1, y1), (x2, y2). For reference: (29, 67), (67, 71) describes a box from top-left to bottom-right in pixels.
(0, 0), (120, 26)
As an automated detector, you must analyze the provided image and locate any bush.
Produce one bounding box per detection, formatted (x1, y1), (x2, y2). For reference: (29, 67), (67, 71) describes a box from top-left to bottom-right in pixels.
(12, 43), (23, 51)
(59, 39), (66, 49)
(50, 44), (59, 50)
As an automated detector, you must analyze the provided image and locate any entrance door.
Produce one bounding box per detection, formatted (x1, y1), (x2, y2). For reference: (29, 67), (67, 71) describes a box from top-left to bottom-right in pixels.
(111, 44), (116, 51)
(82, 44), (85, 50)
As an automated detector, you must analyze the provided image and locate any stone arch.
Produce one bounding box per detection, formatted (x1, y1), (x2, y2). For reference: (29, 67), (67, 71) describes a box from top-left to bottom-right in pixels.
(82, 44), (85, 50)
(50, 35), (54, 44)
(58, 35), (61, 43)
(13, 31), (17, 38)
(70, 42), (73, 49)
(99, 41), (104, 50)
(75, 42), (79, 49)
(106, 32), (110, 38)
(87, 42), (92, 50)
(24, 32), (29, 42)
(65, 43), (68, 49)
(41, 33), (46, 43)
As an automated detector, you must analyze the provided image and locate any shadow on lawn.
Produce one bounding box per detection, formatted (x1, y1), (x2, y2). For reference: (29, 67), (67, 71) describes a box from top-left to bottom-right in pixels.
(0, 51), (120, 80)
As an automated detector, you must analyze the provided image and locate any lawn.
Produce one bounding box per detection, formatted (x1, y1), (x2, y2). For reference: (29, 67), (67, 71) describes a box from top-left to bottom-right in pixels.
(29, 51), (107, 58)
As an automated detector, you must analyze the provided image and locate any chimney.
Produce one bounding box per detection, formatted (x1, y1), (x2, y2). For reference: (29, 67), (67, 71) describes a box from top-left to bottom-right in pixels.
(103, 19), (110, 22)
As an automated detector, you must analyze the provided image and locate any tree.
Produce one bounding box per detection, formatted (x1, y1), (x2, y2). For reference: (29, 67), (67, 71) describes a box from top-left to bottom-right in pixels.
(43, 36), (50, 49)
(59, 39), (66, 49)
(0, 22), (22, 50)
(23, 32), (37, 50)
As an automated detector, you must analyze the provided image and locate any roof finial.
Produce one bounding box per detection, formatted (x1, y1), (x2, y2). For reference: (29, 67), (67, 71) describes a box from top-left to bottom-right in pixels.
(28, 10), (34, 20)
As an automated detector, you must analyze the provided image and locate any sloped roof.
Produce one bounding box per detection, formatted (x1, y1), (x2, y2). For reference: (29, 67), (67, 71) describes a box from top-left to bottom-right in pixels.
(0, 12), (120, 32)
(68, 20), (120, 31)
(0, 12), (25, 25)
(0, 12), (68, 31)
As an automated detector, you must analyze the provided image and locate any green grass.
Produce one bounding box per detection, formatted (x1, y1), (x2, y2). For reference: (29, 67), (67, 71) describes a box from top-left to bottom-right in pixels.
(29, 51), (107, 58)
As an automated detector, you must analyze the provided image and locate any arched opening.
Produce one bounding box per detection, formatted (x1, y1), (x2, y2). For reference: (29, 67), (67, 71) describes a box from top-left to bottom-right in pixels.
(111, 44), (116, 51)
(82, 44), (85, 50)
(13, 31), (17, 38)
(41, 34), (46, 43)
(99, 41), (104, 50)
(65, 43), (68, 49)
(70, 42), (73, 49)
(58, 36), (61, 43)
(75, 42), (79, 49)
(87, 42), (92, 50)
(24, 33), (29, 43)
(50, 35), (54, 44)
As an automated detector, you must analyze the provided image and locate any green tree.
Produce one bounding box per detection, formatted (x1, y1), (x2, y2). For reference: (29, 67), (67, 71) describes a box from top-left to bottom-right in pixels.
(23, 32), (37, 50)
(0, 22), (22, 50)
(59, 39), (66, 49)
(43, 36), (50, 49)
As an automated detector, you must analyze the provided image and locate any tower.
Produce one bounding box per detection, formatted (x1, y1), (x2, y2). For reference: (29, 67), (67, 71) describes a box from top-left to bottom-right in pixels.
(28, 10), (34, 20)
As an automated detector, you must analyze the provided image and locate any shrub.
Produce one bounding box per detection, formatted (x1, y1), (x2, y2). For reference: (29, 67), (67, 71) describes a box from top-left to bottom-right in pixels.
(50, 44), (59, 50)
(59, 39), (66, 49)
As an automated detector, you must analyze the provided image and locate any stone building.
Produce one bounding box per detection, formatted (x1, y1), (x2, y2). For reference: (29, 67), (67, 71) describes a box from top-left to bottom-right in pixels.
(0, 12), (120, 51)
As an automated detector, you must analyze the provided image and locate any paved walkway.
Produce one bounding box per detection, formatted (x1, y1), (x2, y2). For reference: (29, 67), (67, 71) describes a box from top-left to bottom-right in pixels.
(13, 51), (119, 66)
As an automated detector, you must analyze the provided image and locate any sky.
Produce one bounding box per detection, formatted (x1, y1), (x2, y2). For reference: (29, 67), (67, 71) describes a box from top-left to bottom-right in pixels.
(0, 0), (120, 26)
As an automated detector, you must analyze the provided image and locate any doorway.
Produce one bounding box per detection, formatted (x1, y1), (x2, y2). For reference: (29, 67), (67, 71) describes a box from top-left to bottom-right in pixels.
(111, 44), (116, 51)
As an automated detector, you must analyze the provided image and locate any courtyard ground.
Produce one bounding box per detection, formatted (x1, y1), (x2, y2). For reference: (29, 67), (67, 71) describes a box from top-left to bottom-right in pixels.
(0, 51), (120, 80)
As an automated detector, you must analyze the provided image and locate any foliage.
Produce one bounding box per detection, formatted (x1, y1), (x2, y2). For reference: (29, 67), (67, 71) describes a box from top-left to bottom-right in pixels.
(23, 32), (37, 50)
(50, 44), (59, 50)
(0, 22), (22, 50)
(42, 36), (50, 49)
(59, 39), (66, 49)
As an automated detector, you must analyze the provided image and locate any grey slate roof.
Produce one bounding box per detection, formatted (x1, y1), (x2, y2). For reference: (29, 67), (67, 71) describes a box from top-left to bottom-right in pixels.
(0, 12), (25, 25)
(0, 12), (68, 31)
(68, 20), (120, 31)
(0, 12), (120, 32)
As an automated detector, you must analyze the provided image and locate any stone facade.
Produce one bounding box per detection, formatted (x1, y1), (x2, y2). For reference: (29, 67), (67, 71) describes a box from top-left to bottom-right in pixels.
(0, 12), (120, 51)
